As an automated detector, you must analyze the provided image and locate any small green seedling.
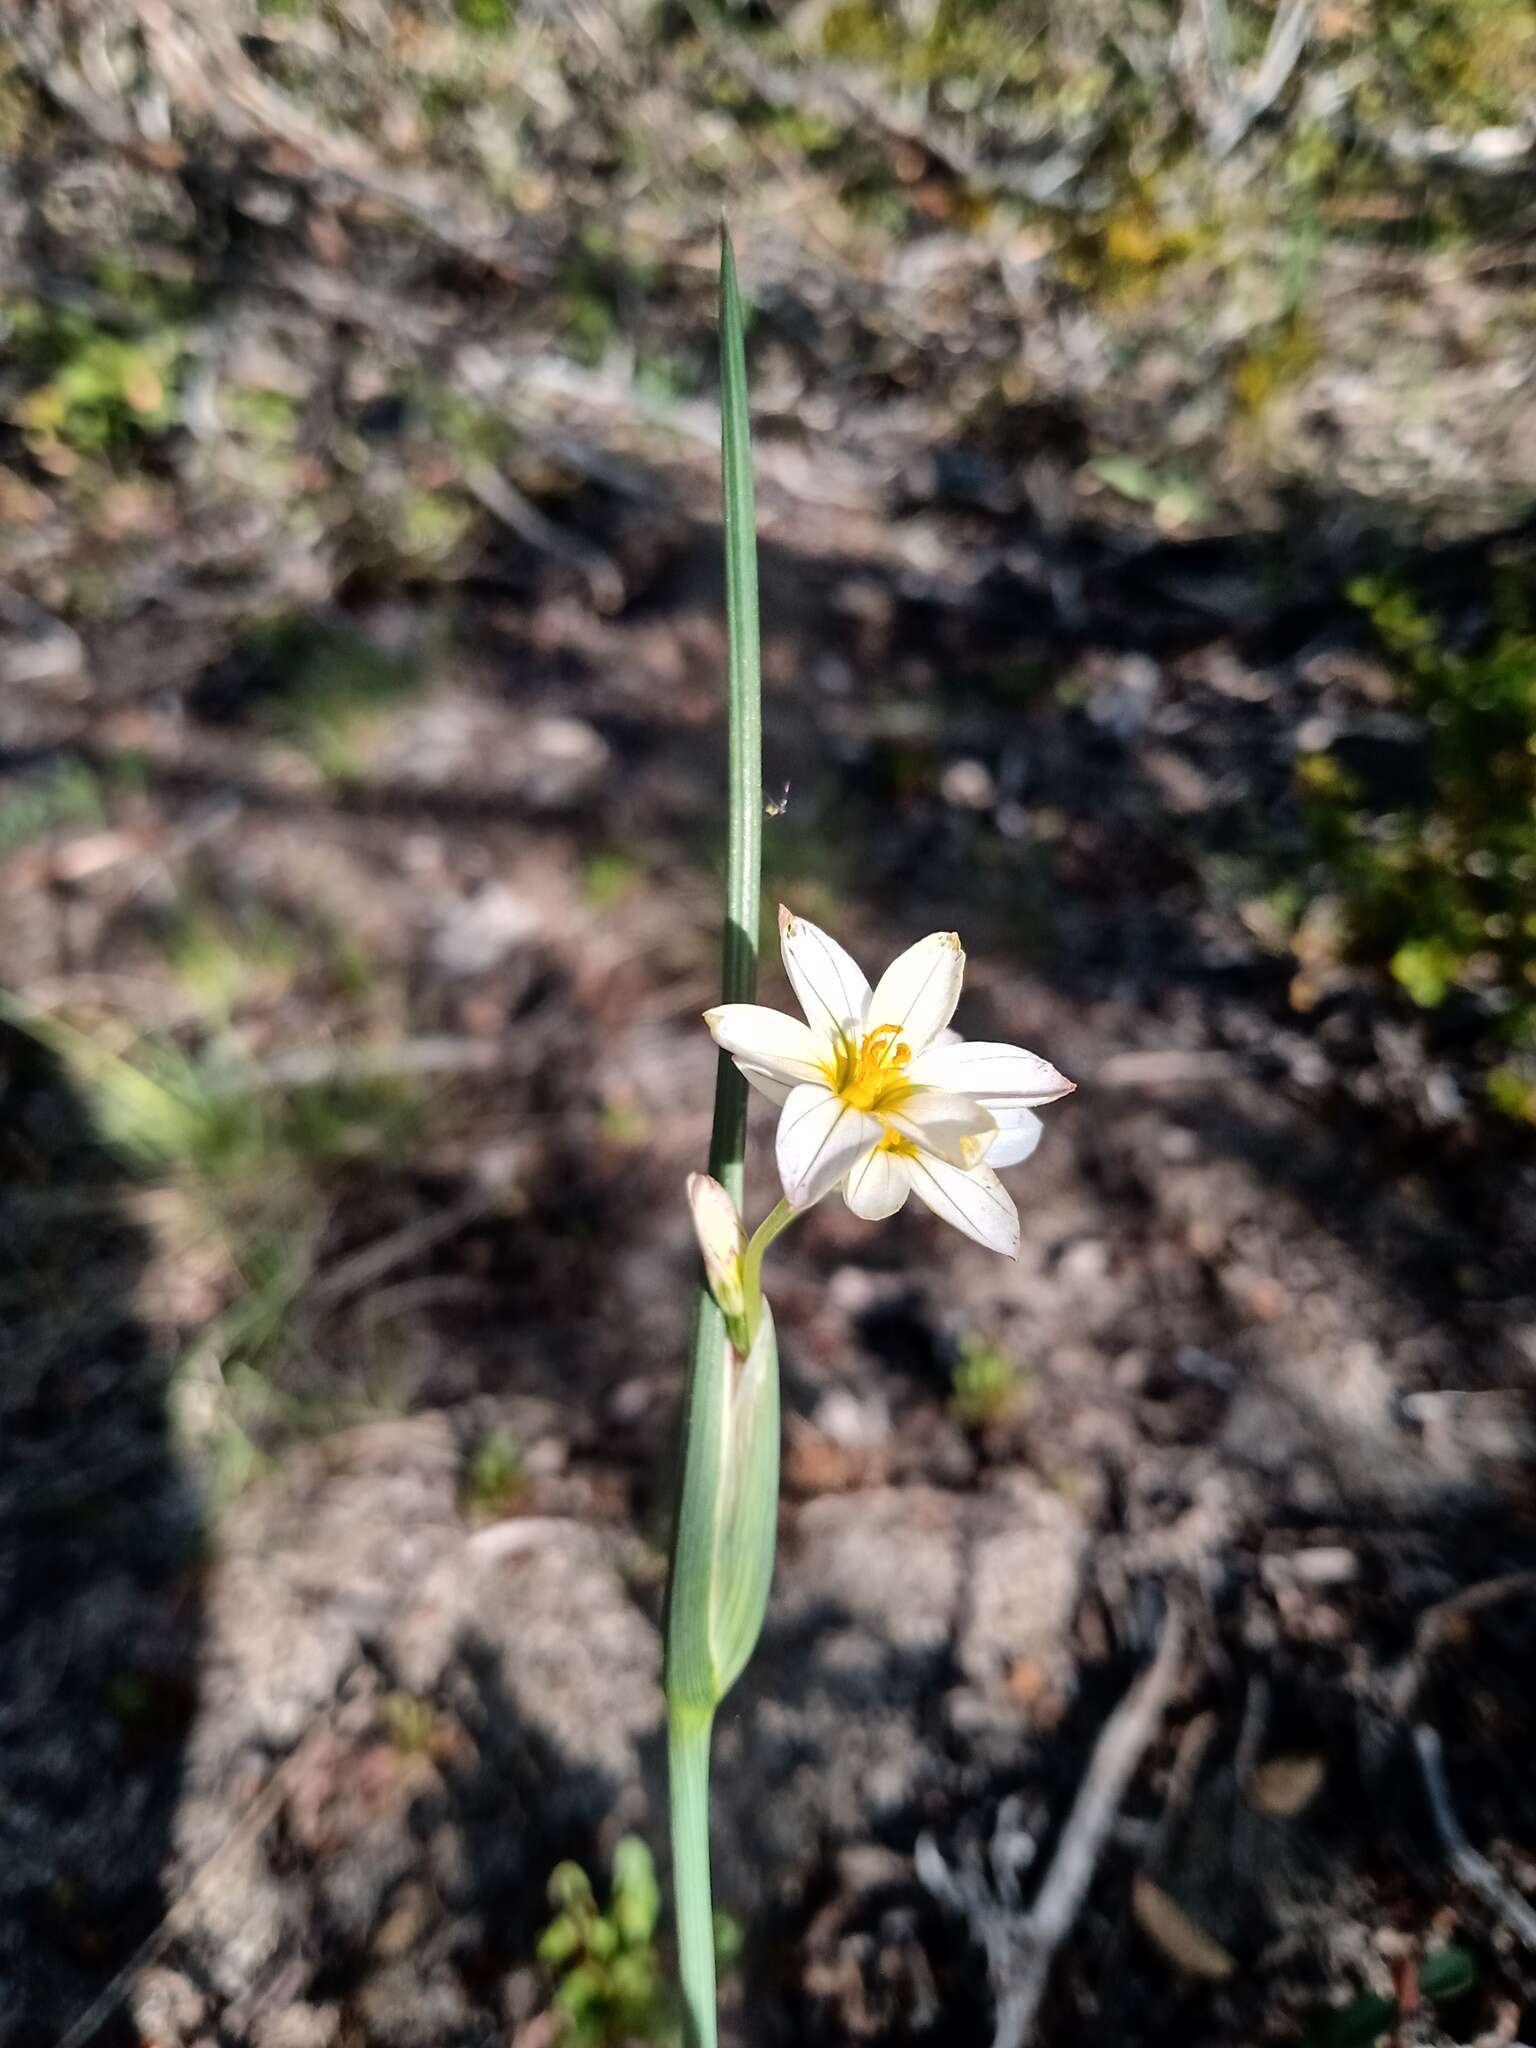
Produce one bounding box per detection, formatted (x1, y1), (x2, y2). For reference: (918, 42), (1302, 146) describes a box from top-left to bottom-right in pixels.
(537, 1838), (674, 2047)
(461, 1427), (527, 1522)
(949, 1333), (1027, 1427)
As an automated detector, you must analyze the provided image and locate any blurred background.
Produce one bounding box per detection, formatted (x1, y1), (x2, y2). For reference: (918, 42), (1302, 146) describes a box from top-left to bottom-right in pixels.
(2, 3), (1535, 2044)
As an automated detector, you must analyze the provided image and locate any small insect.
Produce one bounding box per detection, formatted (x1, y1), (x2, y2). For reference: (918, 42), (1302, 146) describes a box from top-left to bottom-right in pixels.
(763, 779), (792, 819)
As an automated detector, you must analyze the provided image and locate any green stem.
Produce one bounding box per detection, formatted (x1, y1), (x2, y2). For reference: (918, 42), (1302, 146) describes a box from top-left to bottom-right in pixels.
(741, 1197), (797, 1344)
(669, 1706), (718, 2048)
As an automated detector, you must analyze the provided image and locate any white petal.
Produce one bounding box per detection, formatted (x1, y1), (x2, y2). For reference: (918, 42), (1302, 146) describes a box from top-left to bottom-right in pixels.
(986, 1104), (1043, 1169)
(906, 1039), (1074, 1105)
(704, 1003), (834, 1089)
(905, 1155), (1020, 1257)
(867, 931), (964, 1054)
(844, 1143), (912, 1220)
(733, 1060), (794, 1107)
(778, 906), (871, 1042)
(880, 1088), (997, 1169)
(776, 1083), (882, 1209)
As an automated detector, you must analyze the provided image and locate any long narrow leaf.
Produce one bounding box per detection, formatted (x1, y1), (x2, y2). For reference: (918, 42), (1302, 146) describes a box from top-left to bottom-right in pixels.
(707, 230), (761, 1208)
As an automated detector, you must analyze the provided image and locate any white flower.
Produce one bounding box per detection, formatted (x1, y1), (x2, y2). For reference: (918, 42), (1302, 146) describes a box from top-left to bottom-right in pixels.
(704, 906), (1075, 1257)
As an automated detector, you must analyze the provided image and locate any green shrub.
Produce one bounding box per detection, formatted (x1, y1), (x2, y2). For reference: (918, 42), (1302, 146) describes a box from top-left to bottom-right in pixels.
(1297, 566), (1536, 1118)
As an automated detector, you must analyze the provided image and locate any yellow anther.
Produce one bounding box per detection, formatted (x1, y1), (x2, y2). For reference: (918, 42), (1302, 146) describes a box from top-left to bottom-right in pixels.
(835, 1023), (914, 1112)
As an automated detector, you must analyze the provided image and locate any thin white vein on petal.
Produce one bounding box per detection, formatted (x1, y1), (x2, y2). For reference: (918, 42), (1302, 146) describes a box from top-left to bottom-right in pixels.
(778, 906), (871, 1041)
(844, 1143), (911, 1220)
(704, 1003), (834, 1087)
(904, 1154), (1020, 1257)
(867, 932), (963, 1053)
(776, 1083), (880, 1209)
(880, 1088), (997, 1168)
(906, 1039), (1074, 1104)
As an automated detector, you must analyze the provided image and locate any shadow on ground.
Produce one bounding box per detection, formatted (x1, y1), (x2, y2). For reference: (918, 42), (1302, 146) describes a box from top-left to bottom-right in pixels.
(0, 1027), (204, 2048)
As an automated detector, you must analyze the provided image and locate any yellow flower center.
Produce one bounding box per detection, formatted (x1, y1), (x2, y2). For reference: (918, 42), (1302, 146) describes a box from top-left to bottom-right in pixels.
(830, 1023), (913, 1113)
(876, 1128), (919, 1157)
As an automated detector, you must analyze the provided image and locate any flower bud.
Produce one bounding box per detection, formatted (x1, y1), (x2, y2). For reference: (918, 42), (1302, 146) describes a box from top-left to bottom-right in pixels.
(686, 1173), (749, 1347)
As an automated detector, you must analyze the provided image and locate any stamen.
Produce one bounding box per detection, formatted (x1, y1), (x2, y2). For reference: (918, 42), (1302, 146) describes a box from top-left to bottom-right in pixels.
(836, 1021), (914, 1111)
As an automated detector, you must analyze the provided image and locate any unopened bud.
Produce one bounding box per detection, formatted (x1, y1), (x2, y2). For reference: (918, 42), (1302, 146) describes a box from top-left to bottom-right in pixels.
(686, 1172), (749, 1344)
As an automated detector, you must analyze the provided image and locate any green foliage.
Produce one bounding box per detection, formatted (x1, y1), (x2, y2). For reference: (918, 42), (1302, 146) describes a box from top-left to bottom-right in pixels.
(1302, 1993), (1399, 2048)
(4, 298), (186, 463)
(1417, 1944), (1478, 2003)
(461, 1426), (527, 1521)
(454, 0), (514, 31)
(0, 757), (103, 858)
(583, 850), (642, 909)
(1091, 455), (1210, 532)
(1375, 0), (1536, 130)
(949, 1332), (1027, 1427)
(237, 615), (424, 780)
(1297, 567), (1536, 1117)
(537, 1838), (676, 2047)
(1302, 1947), (1478, 2046)
(164, 902), (303, 1023)
(381, 1690), (440, 1754)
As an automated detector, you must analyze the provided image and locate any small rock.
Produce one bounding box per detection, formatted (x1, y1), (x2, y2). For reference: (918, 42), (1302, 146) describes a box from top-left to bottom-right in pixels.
(251, 2006), (341, 2048)
(355, 1962), (471, 2048)
(940, 758), (996, 810)
(1261, 1546), (1359, 1590)
(812, 1388), (891, 1451)
(429, 883), (541, 978)
(523, 716), (609, 806)
(131, 1967), (207, 2044)
(1058, 1239), (1110, 1288)
(0, 589), (84, 688)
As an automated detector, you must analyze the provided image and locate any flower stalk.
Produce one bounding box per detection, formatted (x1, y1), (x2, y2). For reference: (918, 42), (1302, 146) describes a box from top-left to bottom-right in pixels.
(665, 229), (1076, 2048)
(665, 227), (772, 2048)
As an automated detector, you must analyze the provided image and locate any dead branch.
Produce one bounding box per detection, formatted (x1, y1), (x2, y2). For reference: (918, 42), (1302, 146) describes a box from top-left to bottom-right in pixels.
(462, 462), (626, 613)
(213, 1035), (508, 1096)
(1388, 1572), (1536, 1721)
(919, 1599), (1188, 2048)
(1095, 1049), (1249, 1088)
(1181, 0), (1316, 159)
(1413, 1724), (1536, 1954)
(54, 1747), (298, 2048)
(308, 1178), (512, 1309)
